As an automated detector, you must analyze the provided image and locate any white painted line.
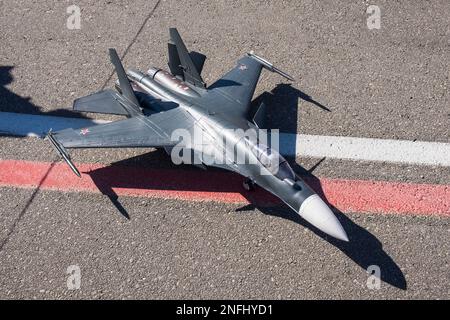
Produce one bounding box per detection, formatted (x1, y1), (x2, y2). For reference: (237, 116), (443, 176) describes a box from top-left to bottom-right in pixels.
(1, 112), (449, 166)
(285, 134), (449, 166)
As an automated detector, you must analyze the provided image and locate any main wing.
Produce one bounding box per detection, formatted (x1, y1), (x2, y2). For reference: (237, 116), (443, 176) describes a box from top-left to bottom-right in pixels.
(47, 108), (193, 176)
(51, 108), (192, 149)
(205, 56), (263, 118)
(203, 52), (294, 119)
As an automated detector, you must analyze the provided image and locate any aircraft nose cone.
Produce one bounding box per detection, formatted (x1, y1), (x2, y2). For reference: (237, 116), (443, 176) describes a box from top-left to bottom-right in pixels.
(298, 195), (349, 242)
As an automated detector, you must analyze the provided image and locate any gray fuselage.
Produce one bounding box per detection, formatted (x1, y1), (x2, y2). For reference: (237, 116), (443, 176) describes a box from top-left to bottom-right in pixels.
(126, 67), (348, 242)
(127, 68), (314, 212)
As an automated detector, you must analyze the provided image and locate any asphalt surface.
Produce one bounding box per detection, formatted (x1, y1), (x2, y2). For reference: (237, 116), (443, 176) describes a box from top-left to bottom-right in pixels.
(0, 0), (449, 299)
(0, 187), (448, 299)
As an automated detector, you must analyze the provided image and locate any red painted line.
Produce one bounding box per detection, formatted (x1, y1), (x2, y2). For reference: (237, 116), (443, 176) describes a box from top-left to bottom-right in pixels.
(0, 159), (449, 216)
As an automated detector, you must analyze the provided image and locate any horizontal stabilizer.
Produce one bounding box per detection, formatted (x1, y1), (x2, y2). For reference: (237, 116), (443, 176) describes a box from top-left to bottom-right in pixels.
(73, 89), (129, 115)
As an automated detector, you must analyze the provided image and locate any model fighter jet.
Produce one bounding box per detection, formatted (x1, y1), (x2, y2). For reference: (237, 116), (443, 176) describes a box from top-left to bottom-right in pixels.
(46, 28), (349, 242)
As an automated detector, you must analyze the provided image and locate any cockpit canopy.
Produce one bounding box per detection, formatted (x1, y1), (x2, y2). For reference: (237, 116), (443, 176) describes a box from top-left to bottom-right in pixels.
(250, 143), (296, 181)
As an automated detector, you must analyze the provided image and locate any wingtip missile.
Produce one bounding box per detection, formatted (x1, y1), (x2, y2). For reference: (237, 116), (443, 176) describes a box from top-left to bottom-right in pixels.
(247, 51), (295, 82)
(272, 65), (295, 82)
(46, 131), (81, 178)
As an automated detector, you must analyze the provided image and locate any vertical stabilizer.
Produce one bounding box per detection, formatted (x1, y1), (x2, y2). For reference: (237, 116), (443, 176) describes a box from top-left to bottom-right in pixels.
(168, 41), (183, 78)
(108, 48), (141, 115)
(169, 28), (206, 88)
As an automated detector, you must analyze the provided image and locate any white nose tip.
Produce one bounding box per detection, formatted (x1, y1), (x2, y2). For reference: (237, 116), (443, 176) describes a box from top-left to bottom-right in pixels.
(298, 194), (349, 242)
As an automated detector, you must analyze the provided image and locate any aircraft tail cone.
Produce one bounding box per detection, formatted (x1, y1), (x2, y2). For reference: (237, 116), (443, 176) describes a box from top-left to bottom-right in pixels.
(298, 194), (349, 242)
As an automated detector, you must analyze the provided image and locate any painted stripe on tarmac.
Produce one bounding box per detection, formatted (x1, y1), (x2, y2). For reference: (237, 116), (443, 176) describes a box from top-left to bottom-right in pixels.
(0, 160), (448, 216)
(287, 135), (450, 166)
(1, 112), (449, 166)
